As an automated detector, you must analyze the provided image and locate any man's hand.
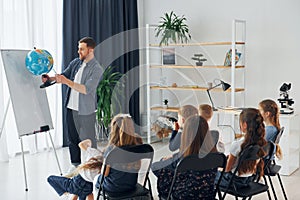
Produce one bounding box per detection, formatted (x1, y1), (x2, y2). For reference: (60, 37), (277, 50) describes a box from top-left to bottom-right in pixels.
(55, 74), (67, 84)
(41, 74), (50, 83)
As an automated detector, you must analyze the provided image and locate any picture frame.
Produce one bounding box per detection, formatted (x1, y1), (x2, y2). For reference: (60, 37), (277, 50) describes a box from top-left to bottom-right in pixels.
(224, 49), (241, 66)
(162, 48), (176, 65)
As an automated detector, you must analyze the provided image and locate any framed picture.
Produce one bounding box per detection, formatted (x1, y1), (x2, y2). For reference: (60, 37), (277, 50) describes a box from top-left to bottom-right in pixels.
(224, 49), (241, 66)
(162, 48), (176, 65)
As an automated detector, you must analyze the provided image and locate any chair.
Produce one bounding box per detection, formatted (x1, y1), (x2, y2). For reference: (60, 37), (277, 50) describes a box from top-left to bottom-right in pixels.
(274, 127), (285, 144)
(264, 127), (288, 200)
(96, 144), (154, 200)
(166, 152), (227, 200)
(219, 145), (270, 200)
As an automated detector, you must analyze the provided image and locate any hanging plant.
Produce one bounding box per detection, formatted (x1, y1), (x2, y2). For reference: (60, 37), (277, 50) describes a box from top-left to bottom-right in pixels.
(155, 11), (191, 46)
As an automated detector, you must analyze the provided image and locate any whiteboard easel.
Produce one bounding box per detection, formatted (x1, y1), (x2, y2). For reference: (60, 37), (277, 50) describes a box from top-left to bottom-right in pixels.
(0, 49), (62, 191)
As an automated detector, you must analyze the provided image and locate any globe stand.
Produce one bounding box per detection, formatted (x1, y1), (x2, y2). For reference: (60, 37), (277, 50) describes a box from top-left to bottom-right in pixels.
(40, 74), (56, 88)
(40, 80), (56, 88)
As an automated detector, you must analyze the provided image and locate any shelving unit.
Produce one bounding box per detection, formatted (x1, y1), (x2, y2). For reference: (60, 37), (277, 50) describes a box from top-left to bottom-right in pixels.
(145, 20), (246, 143)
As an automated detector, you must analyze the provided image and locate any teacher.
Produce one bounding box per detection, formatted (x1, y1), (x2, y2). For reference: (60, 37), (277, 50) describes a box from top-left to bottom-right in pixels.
(44, 37), (102, 170)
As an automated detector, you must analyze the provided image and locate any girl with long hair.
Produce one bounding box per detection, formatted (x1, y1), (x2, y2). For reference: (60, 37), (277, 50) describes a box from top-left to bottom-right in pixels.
(48, 139), (103, 200)
(217, 108), (267, 189)
(152, 115), (217, 199)
(95, 113), (142, 193)
(259, 99), (281, 142)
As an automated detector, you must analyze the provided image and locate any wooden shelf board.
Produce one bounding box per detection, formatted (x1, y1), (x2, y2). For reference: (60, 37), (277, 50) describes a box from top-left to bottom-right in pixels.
(150, 65), (245, 69)
(150, 86), (244, 92)
(149, 41), (245, 47)
(151, 106), (179, 112)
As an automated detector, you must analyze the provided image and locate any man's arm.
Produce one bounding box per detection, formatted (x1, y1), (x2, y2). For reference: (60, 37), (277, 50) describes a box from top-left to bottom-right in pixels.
(56, 74), (87, 94)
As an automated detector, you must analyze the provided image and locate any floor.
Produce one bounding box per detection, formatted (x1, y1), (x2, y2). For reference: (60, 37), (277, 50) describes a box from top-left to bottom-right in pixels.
(0, 140), (298, 200)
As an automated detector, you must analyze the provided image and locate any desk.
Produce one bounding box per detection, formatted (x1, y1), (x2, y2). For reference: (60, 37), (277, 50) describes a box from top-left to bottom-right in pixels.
(277, 114), (300, 176)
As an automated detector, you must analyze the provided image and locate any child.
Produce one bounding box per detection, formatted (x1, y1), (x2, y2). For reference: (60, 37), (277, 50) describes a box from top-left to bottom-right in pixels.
(47, 139), (103, 200)
(169, 105), (198, 151)
(258, 99), (281, 142)
(95, 113), (142, 193)
(199, 104), (225, 152)
(152, 115), (218, 199)
(217, 108), (267, 188)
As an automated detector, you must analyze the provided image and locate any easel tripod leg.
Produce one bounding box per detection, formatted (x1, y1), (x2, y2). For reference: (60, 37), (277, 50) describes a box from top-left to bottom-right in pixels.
(20, 137), (28, 191)
(48, 131), (62, 175)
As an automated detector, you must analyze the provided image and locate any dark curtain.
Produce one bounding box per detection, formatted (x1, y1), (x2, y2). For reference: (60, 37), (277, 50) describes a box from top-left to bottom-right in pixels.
(62, 0), (140, 146)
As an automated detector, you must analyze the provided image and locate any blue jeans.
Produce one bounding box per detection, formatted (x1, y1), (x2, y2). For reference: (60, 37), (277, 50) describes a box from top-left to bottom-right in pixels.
(47, 174), (93, 200)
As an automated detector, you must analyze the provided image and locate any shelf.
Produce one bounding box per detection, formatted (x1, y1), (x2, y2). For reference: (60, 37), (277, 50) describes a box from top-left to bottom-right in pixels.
(149, 41), (245, 47)
(151, 106), (179, 112)
(150, 65), (245, 69)
(150, 86), (245, 92)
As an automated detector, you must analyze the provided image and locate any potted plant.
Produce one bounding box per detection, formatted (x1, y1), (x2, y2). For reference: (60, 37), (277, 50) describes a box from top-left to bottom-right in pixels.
(191, 53), (207, 66)
(97, 65), (125, 137)
(163, 99), (169, 109)
(155, 11), (191, 46)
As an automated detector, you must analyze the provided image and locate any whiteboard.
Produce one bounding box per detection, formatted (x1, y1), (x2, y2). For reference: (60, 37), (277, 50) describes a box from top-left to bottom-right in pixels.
(1, 49), (53, 137)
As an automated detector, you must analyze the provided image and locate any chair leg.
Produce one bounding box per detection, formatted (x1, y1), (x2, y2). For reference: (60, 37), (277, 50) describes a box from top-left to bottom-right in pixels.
(277, 174), (288, 200)
(263, 175), (273, 200)
(267, 175), (278, 200)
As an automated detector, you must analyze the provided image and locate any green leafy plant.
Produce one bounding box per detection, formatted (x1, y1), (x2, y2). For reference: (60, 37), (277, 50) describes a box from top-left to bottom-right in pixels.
(155, 11), (191, 46)
(97, 65), (125, 128)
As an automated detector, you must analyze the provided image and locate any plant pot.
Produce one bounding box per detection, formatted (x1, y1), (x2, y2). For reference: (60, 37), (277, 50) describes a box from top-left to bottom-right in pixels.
(196, 62), (203, 66)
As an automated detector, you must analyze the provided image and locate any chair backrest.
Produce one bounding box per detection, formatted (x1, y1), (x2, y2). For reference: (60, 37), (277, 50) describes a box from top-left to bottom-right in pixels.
(232, 144), (264, 179)
(274, 127), (285, 144)
(100, 144), (154, 187)
(220, 144), (269, 199)
(167, 152), (227, 200)
(175, 152), (226, 172)
(263, 141), (276, 167)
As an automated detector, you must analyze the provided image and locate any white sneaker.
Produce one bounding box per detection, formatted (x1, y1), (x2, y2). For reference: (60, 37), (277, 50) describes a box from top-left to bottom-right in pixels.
(59, 193), (72, 200)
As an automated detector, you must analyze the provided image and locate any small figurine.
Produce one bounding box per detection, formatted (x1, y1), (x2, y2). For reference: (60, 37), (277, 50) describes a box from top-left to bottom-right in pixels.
(191, 53), (207, 66)
(163, 99), (169, 109)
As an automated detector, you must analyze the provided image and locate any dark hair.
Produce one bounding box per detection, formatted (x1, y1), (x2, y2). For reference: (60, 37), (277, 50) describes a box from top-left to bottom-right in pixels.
(239, 108), (266, 177)
(79, 37), (96, 49)
(259, 99), (281, 131)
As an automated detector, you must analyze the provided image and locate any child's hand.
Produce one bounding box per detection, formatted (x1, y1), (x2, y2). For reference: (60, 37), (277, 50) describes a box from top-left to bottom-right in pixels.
(162, 155), (173, 161)
(79, 139), (92, 151)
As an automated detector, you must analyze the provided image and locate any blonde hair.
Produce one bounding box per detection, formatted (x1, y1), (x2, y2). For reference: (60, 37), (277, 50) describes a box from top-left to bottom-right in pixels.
(199, 104), (213, 121)
(109, 114), (139, 146)
(178, 105), (198, 119)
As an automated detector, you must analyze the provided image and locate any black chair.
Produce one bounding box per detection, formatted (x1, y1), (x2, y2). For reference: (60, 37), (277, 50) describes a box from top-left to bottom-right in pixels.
(264, 127), (288, 200)
(219, 145), (270, 200)
(274, 127), (285, 144)
(166, 152), (227, 200)
(96, 144), (154, 200)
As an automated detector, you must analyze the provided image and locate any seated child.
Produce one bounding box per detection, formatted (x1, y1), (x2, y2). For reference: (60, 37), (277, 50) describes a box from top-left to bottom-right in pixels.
(169, 105), (198, 151)
(216, 108), (267, 189)
(199, 104), (225, 153)
(95, 114), (143, 193)
(47, 139), (103, 200)
(152, 115), (218, 199)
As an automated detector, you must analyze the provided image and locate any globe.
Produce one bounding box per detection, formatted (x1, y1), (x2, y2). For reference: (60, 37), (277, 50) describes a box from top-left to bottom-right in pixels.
(25, 49), (54, 76)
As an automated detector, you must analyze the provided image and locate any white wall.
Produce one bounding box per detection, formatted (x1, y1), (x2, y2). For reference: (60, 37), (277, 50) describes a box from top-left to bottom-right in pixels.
(139, 0), (300, 112)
